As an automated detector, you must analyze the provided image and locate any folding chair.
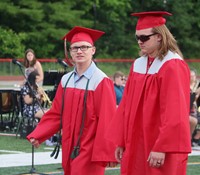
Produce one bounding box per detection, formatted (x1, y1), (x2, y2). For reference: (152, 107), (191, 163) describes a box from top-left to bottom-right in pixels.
(0, 90), (16, 131)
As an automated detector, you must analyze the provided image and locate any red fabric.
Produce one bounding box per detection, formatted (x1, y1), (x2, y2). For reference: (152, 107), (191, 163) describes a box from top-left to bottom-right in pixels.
(106, 59), (191, 175)
(62, 26), (105, 45)
(147, 57), (155, 72)
(131, 11), (172, 30)
(71, 32), (93, 45)
(27, 78), (117, 175)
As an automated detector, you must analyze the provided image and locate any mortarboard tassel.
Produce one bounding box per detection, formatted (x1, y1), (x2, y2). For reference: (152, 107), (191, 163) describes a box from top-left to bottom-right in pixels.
(64, 39), (73, 67)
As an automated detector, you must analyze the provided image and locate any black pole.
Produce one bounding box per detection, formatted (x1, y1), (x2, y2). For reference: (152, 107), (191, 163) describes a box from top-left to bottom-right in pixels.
(13, 60), (47, 175)
(29, 145), (36, 173)
(93, 3), (97, 29)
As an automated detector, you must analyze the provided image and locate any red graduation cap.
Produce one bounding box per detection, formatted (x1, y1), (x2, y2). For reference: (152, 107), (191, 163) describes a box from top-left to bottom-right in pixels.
(62, 26), (105, 67)
(62, 26), (105, 45)
(131, 11), (172, 30)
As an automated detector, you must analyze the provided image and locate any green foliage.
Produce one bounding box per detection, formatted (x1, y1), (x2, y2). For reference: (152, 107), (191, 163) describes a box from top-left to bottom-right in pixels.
(166, 0), (200, 58)
(0, 27), (26, 58)
(0, 0), (199, 59)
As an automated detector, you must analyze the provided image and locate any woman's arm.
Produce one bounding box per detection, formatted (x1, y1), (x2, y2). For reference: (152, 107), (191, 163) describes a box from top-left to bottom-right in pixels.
(23, 91), (41, 104)
(195, 87), (200, 100)
(23, 94), (34, 104)
(35, 61), (44, 83)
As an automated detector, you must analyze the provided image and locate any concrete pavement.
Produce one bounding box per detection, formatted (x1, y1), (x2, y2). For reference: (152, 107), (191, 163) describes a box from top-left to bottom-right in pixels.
(0, 151), (62, 168)
(0, 147), (200, 168)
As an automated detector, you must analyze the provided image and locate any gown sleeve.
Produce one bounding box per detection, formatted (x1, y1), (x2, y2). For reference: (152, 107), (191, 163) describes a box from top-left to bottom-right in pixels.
(105, 64), (134, 148)
(152, 59), (191, 153)
(91, 78), (117, 162)
(27, 83), (63, 143)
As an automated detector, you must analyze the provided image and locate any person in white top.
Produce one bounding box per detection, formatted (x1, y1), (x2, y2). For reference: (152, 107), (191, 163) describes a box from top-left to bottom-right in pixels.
(23, 48), (44, 86)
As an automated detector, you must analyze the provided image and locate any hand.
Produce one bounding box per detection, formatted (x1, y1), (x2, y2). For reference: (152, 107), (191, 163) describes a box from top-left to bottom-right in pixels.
(35, 94), (41, 99)
(107, 162), (118, 167)
(147, 151), (165, 168)
(115, 146), (124, 163)
(30, 138), (40, 148)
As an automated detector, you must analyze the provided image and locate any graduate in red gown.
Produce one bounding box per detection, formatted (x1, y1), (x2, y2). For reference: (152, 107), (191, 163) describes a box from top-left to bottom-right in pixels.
(106, 11), (191, 175)
(27, 26), (117, 175)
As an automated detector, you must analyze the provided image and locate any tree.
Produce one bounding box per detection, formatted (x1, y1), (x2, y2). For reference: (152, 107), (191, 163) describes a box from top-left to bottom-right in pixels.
(0, 27), (25, 58)
(129, 0), (200, 59)
(0, 0), (199, 59)
(0, 0), (93, 58)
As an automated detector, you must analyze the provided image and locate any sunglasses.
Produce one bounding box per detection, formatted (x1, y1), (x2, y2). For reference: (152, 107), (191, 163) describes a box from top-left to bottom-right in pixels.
(135, 33), (157, 42)
(121, 78), (126, 81)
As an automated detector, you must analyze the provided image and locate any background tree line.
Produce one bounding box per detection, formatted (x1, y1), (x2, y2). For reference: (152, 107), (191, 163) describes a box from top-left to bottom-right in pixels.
(0, 0), (199, 59)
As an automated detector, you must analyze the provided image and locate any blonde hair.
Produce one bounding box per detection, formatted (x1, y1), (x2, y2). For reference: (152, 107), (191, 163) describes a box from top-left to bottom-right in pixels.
(139, 25), (183, 60)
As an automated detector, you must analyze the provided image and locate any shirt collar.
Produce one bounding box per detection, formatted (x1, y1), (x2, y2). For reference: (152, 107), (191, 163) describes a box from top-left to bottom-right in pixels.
(73, 61), (96, 81)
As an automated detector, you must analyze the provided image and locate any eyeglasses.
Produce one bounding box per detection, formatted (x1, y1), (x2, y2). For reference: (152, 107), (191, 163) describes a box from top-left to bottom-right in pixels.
(121, 77), (126, 81)
(69, 45), (93, 52)
(135, 33), (157, 42)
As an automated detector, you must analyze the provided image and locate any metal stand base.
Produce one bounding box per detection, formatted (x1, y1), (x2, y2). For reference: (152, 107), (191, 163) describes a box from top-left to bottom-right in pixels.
(16, 145), (48, 175)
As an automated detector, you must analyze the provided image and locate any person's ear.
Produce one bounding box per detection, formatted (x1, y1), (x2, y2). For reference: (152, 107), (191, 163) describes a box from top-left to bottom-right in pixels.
(92, 46), (96, 55)
(157, 34), (162, 42)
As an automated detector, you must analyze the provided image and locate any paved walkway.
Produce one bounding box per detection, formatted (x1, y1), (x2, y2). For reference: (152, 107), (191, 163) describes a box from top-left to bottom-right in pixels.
(0, 147), (200, 168)
(0, 151), (62, 168)
(190, 147), (200, 156)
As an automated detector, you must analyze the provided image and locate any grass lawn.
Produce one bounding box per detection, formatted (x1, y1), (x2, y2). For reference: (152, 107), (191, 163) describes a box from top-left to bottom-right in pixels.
(0, 135), (200, 175)
(0, 135), (50, 153)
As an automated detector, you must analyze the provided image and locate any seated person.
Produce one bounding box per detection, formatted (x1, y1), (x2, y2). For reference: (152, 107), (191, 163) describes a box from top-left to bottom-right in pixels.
(190, 91), (198, 139)
(190, 69), (200, 146)
(113, 71), (125, 106)
(21, 70), (55, 145)
(21, 70), (46, 119)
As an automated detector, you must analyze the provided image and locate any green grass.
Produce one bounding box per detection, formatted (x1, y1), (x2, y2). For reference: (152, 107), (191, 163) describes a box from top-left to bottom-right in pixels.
(0, 135), (200, 175)
(188, 156), (200, 175)
(0, 135), (49, 153)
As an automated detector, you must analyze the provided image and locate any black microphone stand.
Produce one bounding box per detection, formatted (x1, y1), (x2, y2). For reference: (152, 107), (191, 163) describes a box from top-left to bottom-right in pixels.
(15, 63), (47, 175)
(57, 58), (68, 72)
(53, 58), (68, 98)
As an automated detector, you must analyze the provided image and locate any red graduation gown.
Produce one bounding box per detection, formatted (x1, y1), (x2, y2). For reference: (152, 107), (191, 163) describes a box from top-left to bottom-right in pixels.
(107, 51), (191, 175)
(27, 67), (117, 175)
